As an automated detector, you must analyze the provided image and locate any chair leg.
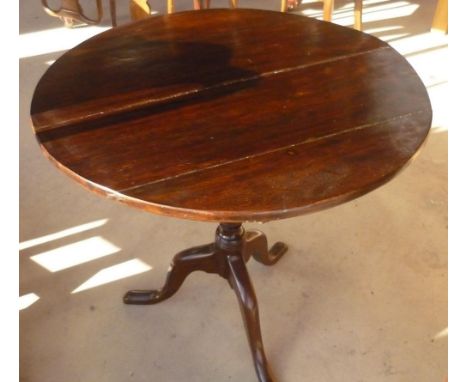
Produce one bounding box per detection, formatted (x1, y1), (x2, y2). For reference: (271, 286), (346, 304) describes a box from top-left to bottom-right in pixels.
(109, 0), (116, 26)
(129, 0), (151, 21)
(323, 0), (334, 22)
(193, 0), (211, 10)
(354, 0), (363, 30)
(229, 0), (237, 8)
(431, 0), (448, 33)
(167, 0), (174, 14)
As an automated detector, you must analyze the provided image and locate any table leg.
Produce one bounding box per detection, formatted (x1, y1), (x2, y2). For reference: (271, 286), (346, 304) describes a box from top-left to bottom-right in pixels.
(123, 243), (217, 304)
(245, 229), (288, 265)
(123, 223), (288, 382)
(227, 253), (275, 382)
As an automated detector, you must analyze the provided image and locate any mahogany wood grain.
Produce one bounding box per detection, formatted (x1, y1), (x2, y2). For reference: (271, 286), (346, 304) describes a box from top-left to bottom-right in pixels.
(32, 11), (381, 124)
(30, 9), (432, 223)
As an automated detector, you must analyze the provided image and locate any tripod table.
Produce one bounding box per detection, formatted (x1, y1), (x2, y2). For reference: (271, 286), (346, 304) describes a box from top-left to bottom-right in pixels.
(30, 9), (432, 382)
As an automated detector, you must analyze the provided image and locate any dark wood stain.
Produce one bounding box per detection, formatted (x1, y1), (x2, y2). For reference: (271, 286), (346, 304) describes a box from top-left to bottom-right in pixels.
(30, 9), (432, 222)
(30, 10), (433, 382)
(123, 223), (288, 382)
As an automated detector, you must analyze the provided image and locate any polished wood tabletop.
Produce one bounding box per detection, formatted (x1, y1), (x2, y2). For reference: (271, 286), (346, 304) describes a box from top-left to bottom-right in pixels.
(30, 9), (432, 222)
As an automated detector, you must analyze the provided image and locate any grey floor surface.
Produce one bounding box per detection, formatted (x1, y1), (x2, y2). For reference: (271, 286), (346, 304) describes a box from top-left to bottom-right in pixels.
(19, 0), (447, 381)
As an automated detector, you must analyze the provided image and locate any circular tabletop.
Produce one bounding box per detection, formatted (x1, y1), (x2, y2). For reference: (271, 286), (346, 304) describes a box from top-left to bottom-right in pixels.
(30, 9), (432, 222)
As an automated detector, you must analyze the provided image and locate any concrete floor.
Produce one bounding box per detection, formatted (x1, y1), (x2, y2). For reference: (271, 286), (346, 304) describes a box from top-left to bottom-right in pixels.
(19, 0), (447, 381)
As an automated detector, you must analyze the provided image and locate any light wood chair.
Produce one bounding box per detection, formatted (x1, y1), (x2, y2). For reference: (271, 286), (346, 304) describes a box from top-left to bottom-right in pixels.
(287, 0), (363, 30)
(324, 0), (363, 30)
(130, 0), (363, 31)
(163, 1), (297, 18)
(199, 1), (288, 13)
(130, 0), (151, 20)
(41, 0), (117, 27)
(431, 0), (448, 34)
(167, 0), (237, 13)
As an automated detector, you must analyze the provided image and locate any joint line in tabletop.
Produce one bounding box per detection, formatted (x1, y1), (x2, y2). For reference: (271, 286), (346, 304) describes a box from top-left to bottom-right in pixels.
(117, 109), (428, 194)
(259, 46), (391, 78)
(33, 47), (391, 134)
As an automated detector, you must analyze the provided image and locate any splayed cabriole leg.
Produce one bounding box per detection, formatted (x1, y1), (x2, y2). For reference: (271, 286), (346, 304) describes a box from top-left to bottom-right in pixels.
(227, 252), (274, 382)
(123, 243), (217, 304)
(245, 229), (288, 265)
(123, 223), (288, 382)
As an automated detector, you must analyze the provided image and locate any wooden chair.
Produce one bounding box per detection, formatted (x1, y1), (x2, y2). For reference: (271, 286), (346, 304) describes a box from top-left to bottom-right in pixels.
(130, 0), (151, 19)
(287, 0), (363, 30)
(431, 0), (448, 33)
(186, 1), (289, 13)
(325, 0), (363, 30)
(41, 0), (117, 27)
(167, 0), (237, 13)
(196, 1), (363, 30)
